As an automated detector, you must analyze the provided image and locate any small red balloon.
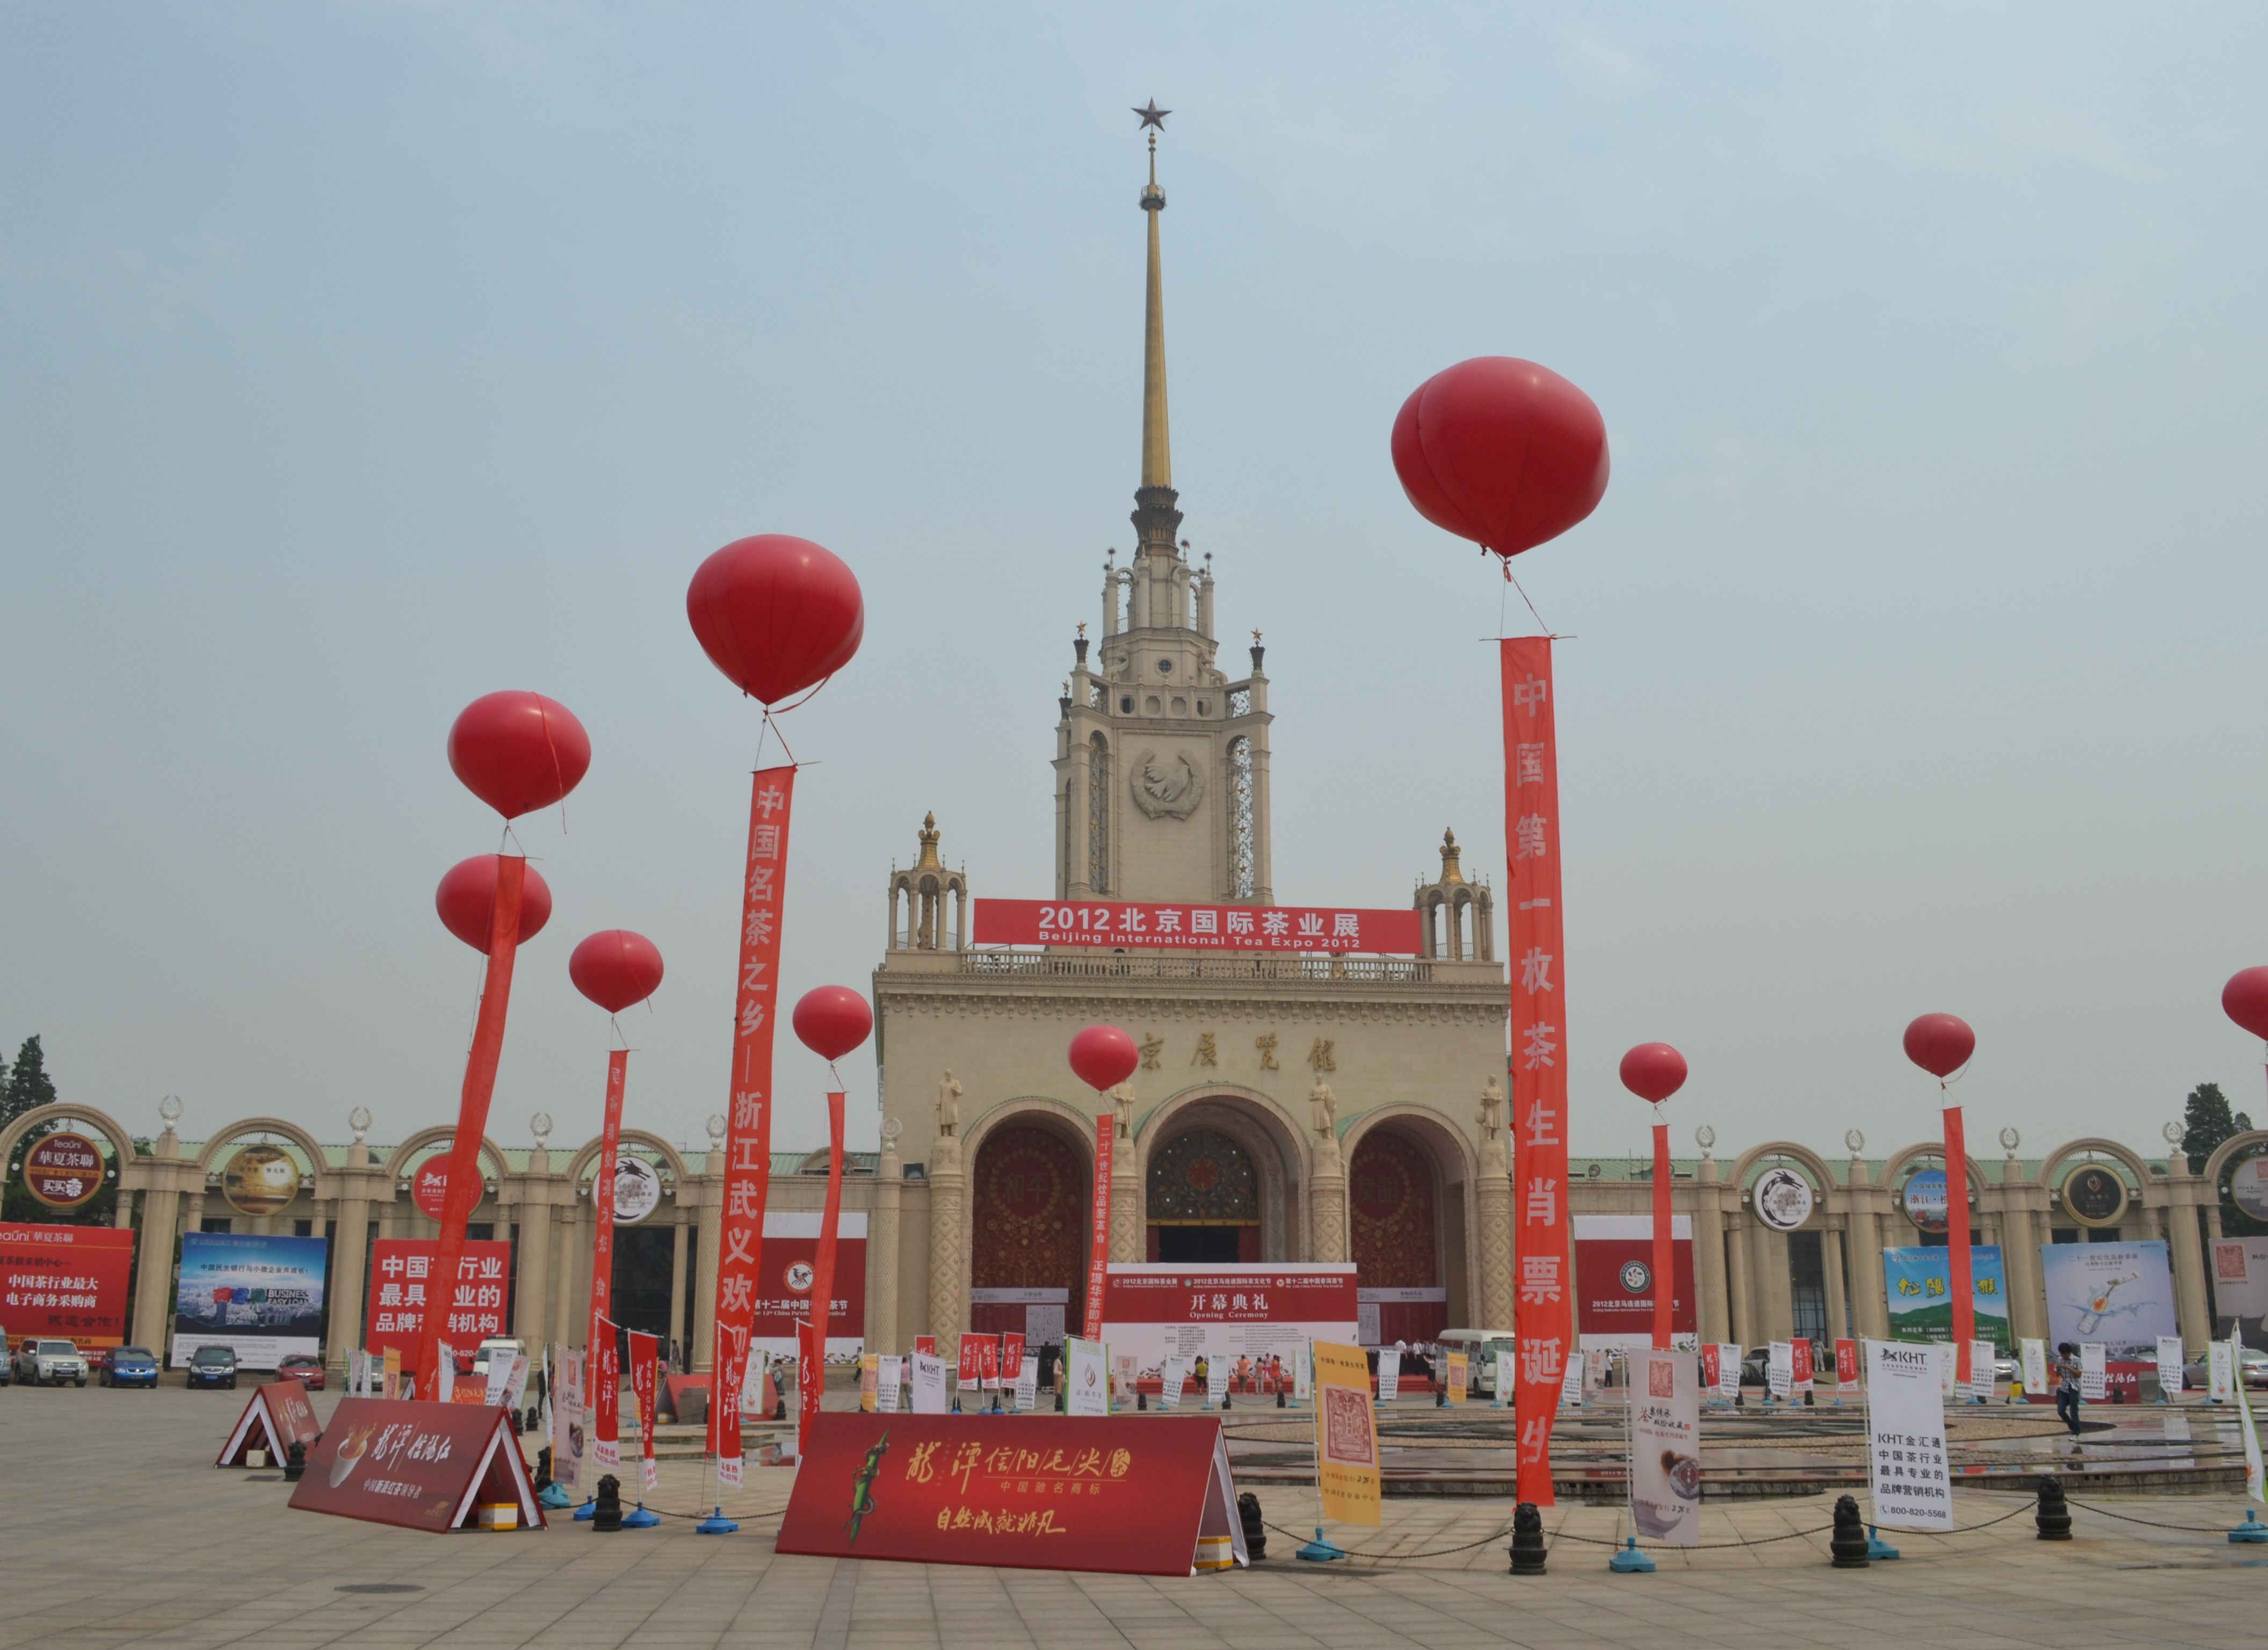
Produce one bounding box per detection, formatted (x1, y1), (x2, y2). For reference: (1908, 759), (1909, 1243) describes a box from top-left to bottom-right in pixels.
(1392, 357), (1610, 560)
(2223, 968), (2268, 1041)
(1068, 1024), (1140, 1093)
(435, 856), (553, 950)
(687, 534), (865, 707)
(448, 692), (591, 820)
(1619, 1043), (1688, 1104)
(568, 930), (665, 1014)
(1903, 1013), (1975, 1080)
(793, 985), (874, 1060)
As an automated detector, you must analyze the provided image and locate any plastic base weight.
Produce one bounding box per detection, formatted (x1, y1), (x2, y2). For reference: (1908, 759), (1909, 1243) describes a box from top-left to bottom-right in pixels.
(1607, 1537), (1655, 1573)
(2229, 1511), (2268, 1545)
(622, 1503), (660, 1530)
(1294, 1525), (1347, 1562)
(1866, 1525), (1900, 1560)
(695, 1506), (740, 1536)
(538, 1482), (575, 1510)
(572, 1497), (597, 1522)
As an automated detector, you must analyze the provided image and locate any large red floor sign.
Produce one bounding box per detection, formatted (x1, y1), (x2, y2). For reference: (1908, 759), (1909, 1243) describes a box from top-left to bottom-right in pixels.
(216, 1380), (323, 1467)
(288, 1398), (544, 1532)
(1099, 1264), (1358, 1377)
(777, 1412), (1245, 1575)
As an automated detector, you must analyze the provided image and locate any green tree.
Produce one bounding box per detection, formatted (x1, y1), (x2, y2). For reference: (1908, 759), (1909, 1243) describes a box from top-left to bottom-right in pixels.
(2, 1035), (56, 1128)
(1, 1037), (115, 1226)
(2181, 1081), (2238, 1170)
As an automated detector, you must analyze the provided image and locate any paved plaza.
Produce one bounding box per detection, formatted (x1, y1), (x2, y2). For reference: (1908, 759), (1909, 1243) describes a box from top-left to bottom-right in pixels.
(6, 1384), (2264, 1650)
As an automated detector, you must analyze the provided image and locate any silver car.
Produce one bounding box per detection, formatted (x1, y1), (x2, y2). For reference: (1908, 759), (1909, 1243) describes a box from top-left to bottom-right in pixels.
(12, 1338), (88, 1387)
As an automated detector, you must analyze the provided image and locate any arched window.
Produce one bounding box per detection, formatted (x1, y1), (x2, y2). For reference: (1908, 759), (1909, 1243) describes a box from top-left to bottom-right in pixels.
(1087, 733), (1110, 893)
(1229, 736), (1255, 899)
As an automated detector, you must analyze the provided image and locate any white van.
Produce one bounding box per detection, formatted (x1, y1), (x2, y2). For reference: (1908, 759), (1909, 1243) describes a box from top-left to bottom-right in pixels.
(1437, 1328), (1517, 1396)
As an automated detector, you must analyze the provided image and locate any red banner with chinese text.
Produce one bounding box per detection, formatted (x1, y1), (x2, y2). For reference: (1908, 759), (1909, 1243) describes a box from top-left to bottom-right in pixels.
(287, 1397), (543, 1533)
(973, 899), (1421, 953)
(364, 1240), (511, 1371)
(1503, 637), (1570, 1507)
(1085, 1115), (1113, 1342)
(587, 1048), (628, 1371)
(0, 1223), (133, 1348)
(1835, 1337), (1859, 1385)
(417, 857), (524, 1399)
(800, 1090), (845, 1456)
(708, 765), (795, 1486)
(593, 1313), (620, 1468)
(777, 1412), (1236, 1575)
(628, 1329), (658, 1491)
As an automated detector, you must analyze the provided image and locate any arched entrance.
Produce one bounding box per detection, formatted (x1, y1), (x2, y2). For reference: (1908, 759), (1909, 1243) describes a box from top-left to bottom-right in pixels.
(969, 1121), (1087, 1343)
(1146, 1128), (1260, 1264)
(1350, 1126), (1446, 1345)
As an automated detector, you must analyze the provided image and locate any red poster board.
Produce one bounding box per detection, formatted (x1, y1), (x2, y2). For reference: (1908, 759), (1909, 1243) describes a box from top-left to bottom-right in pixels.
(364, 1240), (511, 1372)
(216, 1381), (324, 1466)
(974, 898), (1419, 953)
(777, 1412), (1245, 1576)
(288, 1397), (544, 1532)
(1571, 1224), (1697, 1341)
(0, 1222), (134, 1348)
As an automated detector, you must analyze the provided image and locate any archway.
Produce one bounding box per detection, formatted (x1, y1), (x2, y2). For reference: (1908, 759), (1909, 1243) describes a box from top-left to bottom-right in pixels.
(1146, 1128), (1260, 1264)
(969, 1118), (1089, 1342)
(1348, 1125), (1445, 1345)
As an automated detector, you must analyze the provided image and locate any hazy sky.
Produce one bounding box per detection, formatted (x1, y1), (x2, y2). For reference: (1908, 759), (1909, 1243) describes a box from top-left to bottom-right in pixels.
(6, 4), (2267, 1166)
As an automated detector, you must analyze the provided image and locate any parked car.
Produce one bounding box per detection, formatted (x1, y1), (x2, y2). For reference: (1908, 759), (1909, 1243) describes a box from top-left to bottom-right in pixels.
(470, 1337), (525, 1377)
(12, 1337), (88, 1387)
(101, 1347), (160, 1388)
(186, 1345), (238, 1390)
(2182, 1348), (2268, 1391)
(276, 1354), (327, 1391)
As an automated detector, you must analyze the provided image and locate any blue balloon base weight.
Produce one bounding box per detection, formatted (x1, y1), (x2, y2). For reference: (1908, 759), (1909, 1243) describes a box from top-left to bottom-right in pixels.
(1866, 1525), (1900, 1560)
(538, 1482), (574, 1510)
(2229, 1510), (2268, 1544)
(695, 1506), (739, 1536)
(1607, 1537), (1655, 1573)
(572, 1497), (597, 1522)
(1294, 1525), (1346, 1562)
(622, 1503), (660, 1530)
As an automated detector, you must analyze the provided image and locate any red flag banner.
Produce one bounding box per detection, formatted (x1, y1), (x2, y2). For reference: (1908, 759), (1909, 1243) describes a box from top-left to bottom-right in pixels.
(1503, 637), (1570, 1507)
(588, 1048), (628, 1371)
(1791, 1338), (1814, 1387)
(416, 856), (524, 1398)
(592, 1315), (621, 1468)
(958, 1335), (983, 1388)
(1943, 1105), (1976, 1384)
(1835, 1338), (1859, 1385)
(1002, 1331), (1026, 1393)
(628, 1329), (658, 1492)
(800, 1090), (846, 1457)
(1085, 1113), (1113, 1340)
(708, 765), (795, 1486)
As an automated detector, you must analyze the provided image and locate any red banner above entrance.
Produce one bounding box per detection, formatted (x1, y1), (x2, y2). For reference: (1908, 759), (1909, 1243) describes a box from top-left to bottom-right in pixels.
(973, 900), (1421, 954)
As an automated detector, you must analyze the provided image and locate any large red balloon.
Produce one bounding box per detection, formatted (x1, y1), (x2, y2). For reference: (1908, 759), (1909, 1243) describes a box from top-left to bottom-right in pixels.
(568, 930), (665, 1014)
(1618, 1043), (1688, 1104)
(1903, 1013), (1976, 1080)
(436, 856), (553, 950)
(793, 985), (874, 1061)
(1392, 357), (1610, 560)
(448, 692), (591, 820)
(1068, 1024), (1139, 1093)
(2224, 968), (2268, 1041)
(687, 534), (865, 707)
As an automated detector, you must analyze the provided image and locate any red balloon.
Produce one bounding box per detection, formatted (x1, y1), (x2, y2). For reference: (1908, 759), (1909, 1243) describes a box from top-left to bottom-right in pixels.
(1903, 1013), (1976, 1080)
(435, 856), (553, 950)
(1618, 1043), (1688, 1104)
(2223, 968), (2268, 1041)
(687, 534), (865, 707)
(1392, 357), (1610, 560)
(793, 985), (874, 1060)
(447, 692), (591, 820)
(1068, 1024), (1140, 1093)
(568, 930), (665, 1014)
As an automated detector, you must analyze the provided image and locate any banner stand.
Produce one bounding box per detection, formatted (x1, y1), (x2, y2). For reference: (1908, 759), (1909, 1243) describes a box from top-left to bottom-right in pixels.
(217, 1382), (323, 1467)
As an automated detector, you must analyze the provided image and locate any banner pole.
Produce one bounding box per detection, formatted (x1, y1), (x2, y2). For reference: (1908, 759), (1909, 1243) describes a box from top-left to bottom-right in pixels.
(1295, 1350), (1345, 1561)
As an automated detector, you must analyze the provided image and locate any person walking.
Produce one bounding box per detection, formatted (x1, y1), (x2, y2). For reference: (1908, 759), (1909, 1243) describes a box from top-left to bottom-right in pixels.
(2054, 1341), (2084, 1437)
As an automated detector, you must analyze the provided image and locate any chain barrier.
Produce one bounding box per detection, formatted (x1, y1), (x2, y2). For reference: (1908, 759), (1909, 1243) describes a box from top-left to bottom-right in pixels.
(2063, 1498), (2252, 1536)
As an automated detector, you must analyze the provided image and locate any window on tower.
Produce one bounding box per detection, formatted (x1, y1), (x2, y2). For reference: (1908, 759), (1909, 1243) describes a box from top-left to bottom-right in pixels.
(1229, 736), (1256, 899)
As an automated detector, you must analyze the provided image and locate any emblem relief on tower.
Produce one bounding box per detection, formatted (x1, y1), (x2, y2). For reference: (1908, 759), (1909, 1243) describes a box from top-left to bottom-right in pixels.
(1129, 749), (1205, 819)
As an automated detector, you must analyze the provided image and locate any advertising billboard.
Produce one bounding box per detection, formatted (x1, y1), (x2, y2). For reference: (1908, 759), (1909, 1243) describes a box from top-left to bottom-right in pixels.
(2209, 1235), (2268, 1349)
(1883, 1244), (2010, 1351)
(365, 1239), (512, 1373)
(2039, 1240), (2178, 1363)
(0, 1222), (135, 1349)
(1573, 1214), (1696, 1348)
(1097, 1263), (1359, 1377)
(973, 899), (1422, 953)
(172, 1232), (328, 1369)
(746, 1212), (867, 1357)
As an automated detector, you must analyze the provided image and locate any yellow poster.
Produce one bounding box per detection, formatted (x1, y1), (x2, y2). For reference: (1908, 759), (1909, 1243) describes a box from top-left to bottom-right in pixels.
(859, 1354), (880, 1412)
(381, 1347), (402, 1402)
(1447, 1350), (1469, 1405)
(1311, 1339), (1381, 1526)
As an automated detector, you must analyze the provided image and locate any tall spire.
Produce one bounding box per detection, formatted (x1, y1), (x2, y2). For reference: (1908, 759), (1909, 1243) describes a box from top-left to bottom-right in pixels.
(1131, 100), (1183, 558)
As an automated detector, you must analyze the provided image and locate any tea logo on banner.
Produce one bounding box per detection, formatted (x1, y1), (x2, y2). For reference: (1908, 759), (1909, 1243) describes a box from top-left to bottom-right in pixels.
(1312, 1339), (1381, 1526)
(1751, 1166), (1814, 1233)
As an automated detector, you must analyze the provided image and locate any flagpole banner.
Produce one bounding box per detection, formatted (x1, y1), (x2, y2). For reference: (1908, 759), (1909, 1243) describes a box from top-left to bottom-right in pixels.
(1375, 1347), (1401, 1404)
(483, 1347), (516, 1408)
(1716, 1343), (1742, 1401)
(709, 765), (795, 1486)
(2154, 1335), (2183, 1400)
(381, 1347), (401, 1401)
(860, 1354), (879, 1413)
(878, 1354), (903, 1413)
(592, 1316), (621, 1468)
(1941, 1106), (1976, 1386)
(1066, 1336), (1109, 1417)
(2233, 1329), (2266, 1507)
(1446, 1350), (1468, 1403)
(1791, 1338), (1815, 1393)
(1312, 1338), (1381, 1526)
(802, 1089), (847, 1457)
(1160, 1355), (1189, 1409)
(1631, 1349), (1701, 1543)
(910, 1351), (949, 1414)
(587, 1048), (629, 1378)
(1084, 1112), (1113, 1340)
(1502, 636), (1571, 1507)
(2208, 1341), (2235, 1402)
(628, 1330), (659, 1492)
(2020, 1337), (2048, 1395)
(1864, 1340), (1954, 1532)
(1766, 1341), (1792, 1400)
(1014, 1356), (1039, 1412)
(1835, 1338), (1860, 1387)
(551, 1348), (585, 1493)
(2079, 1342), (2108, 1401)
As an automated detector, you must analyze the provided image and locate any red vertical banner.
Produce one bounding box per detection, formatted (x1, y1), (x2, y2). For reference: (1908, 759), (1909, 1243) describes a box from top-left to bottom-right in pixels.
(588, 1048), (628, 1373)
(628, 1329), (658, 1492)
(798, 1090), (846, 1459)
(416, 856), (524, 1398)
(957, 1336), (983, 1388)
(708, 765), (795, 1486)
(1650, 1120), (1673, 1351)
(1834, 1338), (1859, 1385)
(1503, 638), (1570, 1508)
(1002, 1331), (1026, 1393)
(1943, 1105), (1975, 1384)
(593, 1314), (621, 1467)
(1085, 1113), (1114, 1337)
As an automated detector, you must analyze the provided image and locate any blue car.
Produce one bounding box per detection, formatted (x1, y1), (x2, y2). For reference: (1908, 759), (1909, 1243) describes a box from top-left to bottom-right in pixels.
(100, 1347), (160, 1388)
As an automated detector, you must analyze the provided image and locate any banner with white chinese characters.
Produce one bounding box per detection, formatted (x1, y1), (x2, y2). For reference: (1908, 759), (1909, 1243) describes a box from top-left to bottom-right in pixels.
(1866, 1338), (1953, 1531)
(361, 1239), (508, 1374)
(1084, 1113), (1113, 1344)
(586, 1048), (629, 1374)
(2, 1222), (135, 1351)
(708, 765), (795, 1487)
(972, 899), (1421, 953)
(1631, 1349), (1702, 1544)
(1503, 636), (1571, 1507)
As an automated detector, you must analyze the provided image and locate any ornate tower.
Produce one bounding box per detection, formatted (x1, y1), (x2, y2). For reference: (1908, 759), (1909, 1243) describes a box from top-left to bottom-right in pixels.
(1053, 106), (1274, 906)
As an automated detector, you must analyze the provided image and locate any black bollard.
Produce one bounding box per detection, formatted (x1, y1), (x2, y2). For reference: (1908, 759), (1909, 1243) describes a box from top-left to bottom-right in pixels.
(283, 1440), (307, 1483)
(1829, 1494), (1869, 1567)
(1223, 1391), (1233, 1410)
(507, 1408), (522, 1435)
(774, 1398), (788, 1420)
(526, 1405), (541, 1434)
(2034, 1474), (2073, 1541)
(1803, 1389), (1815, 1408)
(1277, 1386), (1287, 1409)
(534, 1445), (554, 1492)
(1238, 1492), (1268, 1561)
(2110, 1386), (2124, 1406)
(593, 1474), (624, 1532)
(1508, 1502), (1547, 1575)
(1137, 1391), (1148, 1410)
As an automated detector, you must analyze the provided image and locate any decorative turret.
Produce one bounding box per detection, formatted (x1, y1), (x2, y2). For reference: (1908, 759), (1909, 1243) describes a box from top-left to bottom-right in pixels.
(888, 814), (968, 951)
(1415, 829), (1492, 961)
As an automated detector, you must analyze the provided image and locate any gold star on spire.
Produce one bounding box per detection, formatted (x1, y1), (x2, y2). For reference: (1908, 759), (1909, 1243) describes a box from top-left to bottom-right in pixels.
(1133, 99), (1170, 131)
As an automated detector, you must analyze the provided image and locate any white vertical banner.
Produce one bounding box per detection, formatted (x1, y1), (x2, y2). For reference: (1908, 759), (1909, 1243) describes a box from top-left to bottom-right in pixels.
(1205, 1353), (1230, 1408)
(2079, 1343), (2108, 1401)
(1015, 1356), (1039, 1413)
(1936, 1342), (1958, 1398)
(2020, 1338), (2048, 1395)
(1294, 1342), (1312, 1401)
(877, 1354), (903, 1413)
(551, 1347), (585, 1494)
(1631, 1349), (1702, 1545)
(1865, 1340), (1954, 1532)
(1376, 1348), (1401, 1404)
(909, 1351), (949, 1414)
(1066, 1336), (1109, 1417)
(2209, 1341), (2235, 1402)
(1160, 1355), (1189, 1409)
(1968, 1340), (1996, 1403)
(1559, 1352), (1583, 1409)
(2155, 1335), (2185, 1400)
(2234, 1330), (2266, 1507)
(1766, 1341), (1792, 1400)
(484, 1349), (517, 1408)
(1716, 1343), (1742, 1402)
